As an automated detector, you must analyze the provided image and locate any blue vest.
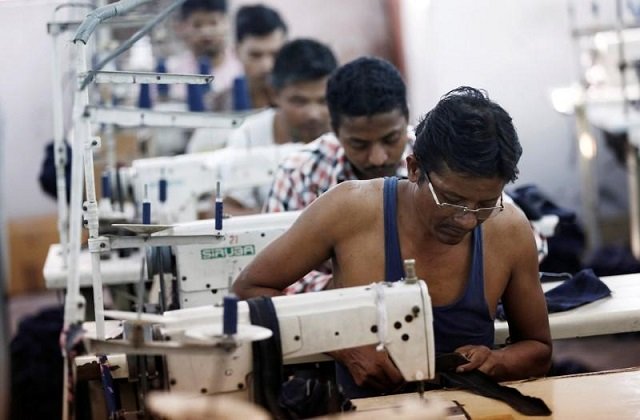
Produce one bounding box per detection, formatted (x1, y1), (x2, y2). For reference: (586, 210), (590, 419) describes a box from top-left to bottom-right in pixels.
(383, 176), (495, 353)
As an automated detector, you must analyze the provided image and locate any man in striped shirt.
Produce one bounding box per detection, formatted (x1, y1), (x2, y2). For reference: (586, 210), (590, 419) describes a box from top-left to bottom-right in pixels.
(263, 57), (413, 293)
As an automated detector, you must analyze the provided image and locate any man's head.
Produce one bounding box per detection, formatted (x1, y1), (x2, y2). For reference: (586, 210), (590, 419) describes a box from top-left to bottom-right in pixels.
(326, 57), (409, 179)
(408, 86), (522, 244)
(271, 38), (337, 143)
(179, 0), (229, 58)
(413, 86), (522, 184)
(235, 5), (287, 88)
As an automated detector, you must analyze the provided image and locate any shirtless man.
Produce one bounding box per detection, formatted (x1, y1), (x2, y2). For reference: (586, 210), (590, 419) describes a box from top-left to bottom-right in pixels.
(233, 86), (552, 396)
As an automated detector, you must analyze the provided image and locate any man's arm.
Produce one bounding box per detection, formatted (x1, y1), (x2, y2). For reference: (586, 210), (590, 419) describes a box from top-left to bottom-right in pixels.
(233, 183), (349, 298)
(457, 207), (552, 381)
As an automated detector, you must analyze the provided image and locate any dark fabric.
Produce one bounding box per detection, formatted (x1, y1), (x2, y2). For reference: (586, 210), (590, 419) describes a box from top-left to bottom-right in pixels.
(496, 268), (611, 321)
(586, 244), (640, 276)
(10, 306), (65, 420)
(39, 141), (72, 202)
(439, 372), (551, 416)
(247, 296), (287, 419)
(437, 352), (552, 416)
(278, 371), (354, 419)
(383, 177), (405, 282)
(508, 184), (586, 274)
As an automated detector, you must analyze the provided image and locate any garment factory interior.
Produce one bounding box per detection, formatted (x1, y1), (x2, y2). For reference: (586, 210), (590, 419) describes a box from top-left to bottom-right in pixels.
(1, 0), (640, 418)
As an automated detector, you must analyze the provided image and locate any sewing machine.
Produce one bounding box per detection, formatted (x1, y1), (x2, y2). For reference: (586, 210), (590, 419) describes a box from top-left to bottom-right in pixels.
(116, 143), (304, 223)
(155, 210), (301, 308)
(79, 275), (435, 417)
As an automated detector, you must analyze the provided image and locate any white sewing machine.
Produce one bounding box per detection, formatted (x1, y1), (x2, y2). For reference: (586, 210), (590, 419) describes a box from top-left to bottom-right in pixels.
(86, 275), (436, 399)
(117, 143), (304, 223)
(155, 211), (301, 308)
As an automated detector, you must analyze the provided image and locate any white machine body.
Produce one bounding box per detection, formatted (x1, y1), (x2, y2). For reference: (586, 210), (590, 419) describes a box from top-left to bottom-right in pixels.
(155, 211), (301, 307)
(136, 280), (435, 395)
(119, 144), (303, 223)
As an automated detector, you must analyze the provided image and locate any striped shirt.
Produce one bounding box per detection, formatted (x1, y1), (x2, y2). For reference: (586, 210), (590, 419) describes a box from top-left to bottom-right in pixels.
(264, 131), (413, 293)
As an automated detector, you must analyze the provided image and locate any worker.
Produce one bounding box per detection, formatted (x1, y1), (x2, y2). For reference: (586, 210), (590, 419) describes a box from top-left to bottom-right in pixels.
(152, 0), (242, 111)
(223, 38), (338, 213)
(233, 86), (552, 397)
(263, 56), (414, 292)
(214, 4), (288, 110)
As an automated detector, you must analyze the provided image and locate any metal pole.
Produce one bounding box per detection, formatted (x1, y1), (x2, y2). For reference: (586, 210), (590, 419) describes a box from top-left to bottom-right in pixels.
(0, 101), (10, 420)
(50, 17), (70, 266)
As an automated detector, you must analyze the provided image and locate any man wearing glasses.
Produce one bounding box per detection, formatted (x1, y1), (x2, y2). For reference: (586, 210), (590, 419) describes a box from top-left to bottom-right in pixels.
(233, 86), (552, 397)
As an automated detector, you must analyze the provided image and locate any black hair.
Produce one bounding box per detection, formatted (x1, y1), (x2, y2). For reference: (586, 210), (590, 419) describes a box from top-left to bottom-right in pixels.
(270, 38), (337, 91)
(180, 0), (227, 19)
(414, 86), (522, 183)
(326, 56), (408, 133)
(235, 4), (287, 43)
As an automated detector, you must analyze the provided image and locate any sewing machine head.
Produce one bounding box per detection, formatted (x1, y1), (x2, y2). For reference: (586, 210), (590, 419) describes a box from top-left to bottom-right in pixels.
(153, 210), (302, 308)
(90, 278), (435, 400)
(117, 143), (304, 223)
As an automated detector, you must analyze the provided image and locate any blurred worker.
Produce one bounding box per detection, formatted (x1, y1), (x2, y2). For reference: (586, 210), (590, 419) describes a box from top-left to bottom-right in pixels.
(147, 0), (242, 112)
(213, 4), (288, 110)
(223, 38), (338, 213)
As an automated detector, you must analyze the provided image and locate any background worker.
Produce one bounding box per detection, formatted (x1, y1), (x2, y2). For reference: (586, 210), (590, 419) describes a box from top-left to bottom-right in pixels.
(223, 38), (338, 213)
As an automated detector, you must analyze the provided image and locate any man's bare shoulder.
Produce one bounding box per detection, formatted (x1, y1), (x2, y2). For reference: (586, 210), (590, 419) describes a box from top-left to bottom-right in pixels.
(483, 202), (535, 245)
(328, 179), (383, 205)
(308, 179), (383, 228)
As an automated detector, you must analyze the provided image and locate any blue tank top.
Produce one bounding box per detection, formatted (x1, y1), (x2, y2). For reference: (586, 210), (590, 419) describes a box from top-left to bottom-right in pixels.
(335, 177), (496, 399)
(383, 176), (495, 354)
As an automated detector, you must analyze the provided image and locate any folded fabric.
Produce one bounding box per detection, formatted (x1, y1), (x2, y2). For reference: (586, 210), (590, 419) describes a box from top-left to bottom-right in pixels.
(496, 268), (611, 321)
(436, 353), (552, 416)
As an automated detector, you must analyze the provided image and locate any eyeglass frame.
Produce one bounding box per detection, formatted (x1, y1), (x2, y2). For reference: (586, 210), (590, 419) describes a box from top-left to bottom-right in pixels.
(424, 171), (504, 220)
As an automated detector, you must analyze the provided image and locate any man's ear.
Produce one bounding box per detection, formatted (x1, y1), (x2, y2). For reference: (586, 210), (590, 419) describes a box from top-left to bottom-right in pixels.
(406, 154), (421, 183)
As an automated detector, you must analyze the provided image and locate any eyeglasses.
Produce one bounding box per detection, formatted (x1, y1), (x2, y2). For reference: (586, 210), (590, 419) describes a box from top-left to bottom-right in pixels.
(425, 172), (504, 220)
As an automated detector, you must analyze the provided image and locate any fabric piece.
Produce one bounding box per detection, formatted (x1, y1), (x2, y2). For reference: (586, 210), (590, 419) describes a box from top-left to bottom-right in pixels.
(437, 352), (552, 416)
(496, 268), (611, 321)
(39, 141), (72, 202)
(279, 372), (354, 418)
(439, 371), (552, 416)
(510, 184), (586, 274)
(246, 296), (287, 418)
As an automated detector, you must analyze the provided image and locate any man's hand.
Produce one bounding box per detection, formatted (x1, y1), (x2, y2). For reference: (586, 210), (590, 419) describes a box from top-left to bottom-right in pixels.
(331, 345), (404, 391)
(454, 345), (503, 377)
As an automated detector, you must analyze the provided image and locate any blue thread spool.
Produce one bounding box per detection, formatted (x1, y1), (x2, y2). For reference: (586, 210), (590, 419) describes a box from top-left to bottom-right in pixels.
(101, 172), (112, 199)
(142, 184), (151, 225)
(232, 76), (251, 111)
(223, 295), (238, 335)
(215, 181), (223, 231)
(138, 84), (152, 109)
(159, 178), (167, 204)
